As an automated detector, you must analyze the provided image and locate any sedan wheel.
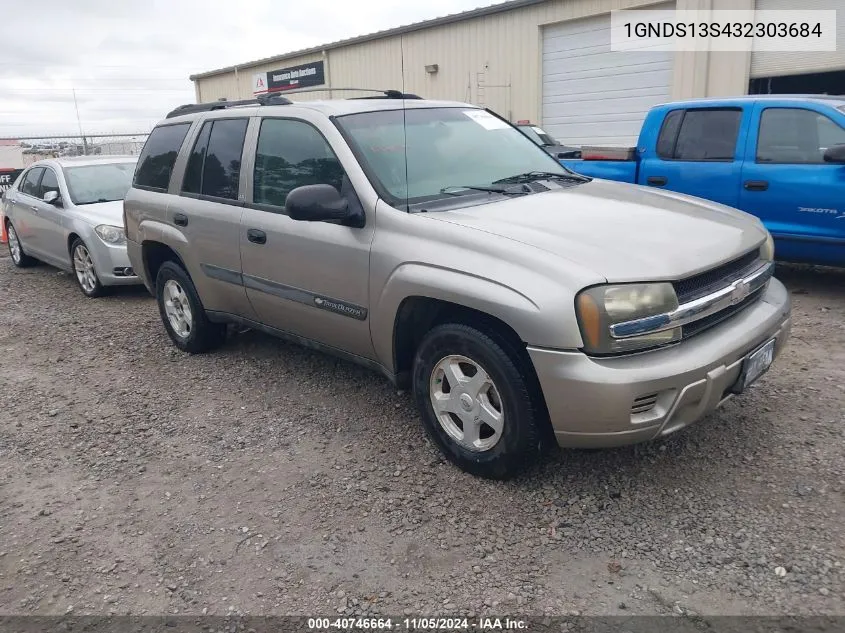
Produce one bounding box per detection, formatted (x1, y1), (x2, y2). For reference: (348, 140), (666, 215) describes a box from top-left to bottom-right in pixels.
(71, 239), (105, 297)
(6, 222), (36, 268)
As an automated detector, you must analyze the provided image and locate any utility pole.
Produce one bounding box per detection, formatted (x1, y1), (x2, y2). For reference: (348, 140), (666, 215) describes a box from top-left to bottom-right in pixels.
(72, 88), (87, 155)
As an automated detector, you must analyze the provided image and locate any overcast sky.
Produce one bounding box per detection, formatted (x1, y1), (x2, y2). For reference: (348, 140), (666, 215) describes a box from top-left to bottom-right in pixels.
(0, 0), (496, 138)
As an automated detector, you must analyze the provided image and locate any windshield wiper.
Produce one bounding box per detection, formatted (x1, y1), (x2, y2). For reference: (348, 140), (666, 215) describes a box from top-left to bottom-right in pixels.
(78, 198), (118, 205)
(439, 184), (527, 196)
(493, 171), (590, 185)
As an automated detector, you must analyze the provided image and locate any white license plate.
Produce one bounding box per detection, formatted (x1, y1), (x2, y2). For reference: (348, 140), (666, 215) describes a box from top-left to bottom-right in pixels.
(734, 338), (776, 393)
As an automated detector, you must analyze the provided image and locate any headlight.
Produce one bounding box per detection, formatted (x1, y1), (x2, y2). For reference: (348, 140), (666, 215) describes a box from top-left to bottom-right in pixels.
(760, 232), (775, 262)
(94, 224), (126, 245)
(575, 282), (681, 355)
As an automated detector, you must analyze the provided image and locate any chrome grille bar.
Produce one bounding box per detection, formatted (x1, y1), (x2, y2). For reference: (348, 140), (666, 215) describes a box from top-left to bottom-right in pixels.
(609, 261), (774, 340)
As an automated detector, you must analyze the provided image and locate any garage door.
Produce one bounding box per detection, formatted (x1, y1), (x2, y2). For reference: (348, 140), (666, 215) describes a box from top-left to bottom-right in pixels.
(542, 3), (674, 147)
(751, 0), (845, 78)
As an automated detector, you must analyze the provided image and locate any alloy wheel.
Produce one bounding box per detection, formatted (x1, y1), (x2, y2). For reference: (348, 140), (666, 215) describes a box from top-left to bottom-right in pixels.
(429, 354), (505, 452)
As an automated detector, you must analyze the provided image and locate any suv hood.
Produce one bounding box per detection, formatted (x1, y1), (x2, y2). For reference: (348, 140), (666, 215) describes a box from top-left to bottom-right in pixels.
(427, 179), (767, 282)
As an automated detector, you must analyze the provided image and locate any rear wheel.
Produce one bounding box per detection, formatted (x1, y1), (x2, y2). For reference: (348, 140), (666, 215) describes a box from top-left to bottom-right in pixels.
(412, 323), (543, 479)
(155, 261), (226, 353)
(6, 220), (37, 268)
(71, 238), (106, 298)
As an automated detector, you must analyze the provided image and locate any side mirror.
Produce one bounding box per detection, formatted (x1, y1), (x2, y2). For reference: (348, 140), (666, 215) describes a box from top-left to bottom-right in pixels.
(823, 144), (845, 164)
(43, 190), (62, 206)
(285, 184), (349, 222)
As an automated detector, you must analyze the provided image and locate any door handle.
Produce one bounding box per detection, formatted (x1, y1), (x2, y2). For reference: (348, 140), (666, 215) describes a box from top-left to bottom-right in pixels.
(744, 180), (769, 191)
(247, 229), (266, 245)
(173, 213), (188, 226)
(30, 205), (39, 212)
(646, 176), (668, 186)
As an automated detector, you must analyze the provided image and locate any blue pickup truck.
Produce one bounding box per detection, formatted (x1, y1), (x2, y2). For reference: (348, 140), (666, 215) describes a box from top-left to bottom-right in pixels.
(560, 95), (845, 267)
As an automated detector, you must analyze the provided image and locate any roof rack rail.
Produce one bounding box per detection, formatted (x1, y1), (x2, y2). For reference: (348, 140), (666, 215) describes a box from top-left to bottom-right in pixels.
(245, 87), (423, 100)
(349, 90), (422, 100)
(165, 93), (292, 119)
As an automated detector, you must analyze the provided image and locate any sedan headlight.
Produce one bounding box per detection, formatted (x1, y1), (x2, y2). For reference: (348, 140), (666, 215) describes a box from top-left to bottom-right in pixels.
(575, 282), (681, 354)
(760, 231), (775, 262)
(94, 224), (126, 245)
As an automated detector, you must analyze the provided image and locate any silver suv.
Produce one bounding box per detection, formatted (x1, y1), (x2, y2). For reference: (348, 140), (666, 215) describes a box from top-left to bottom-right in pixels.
(124, 93), (791, 479)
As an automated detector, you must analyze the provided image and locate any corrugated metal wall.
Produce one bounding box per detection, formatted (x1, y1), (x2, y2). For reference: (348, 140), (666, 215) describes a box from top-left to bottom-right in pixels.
(193, 0), (756, 123)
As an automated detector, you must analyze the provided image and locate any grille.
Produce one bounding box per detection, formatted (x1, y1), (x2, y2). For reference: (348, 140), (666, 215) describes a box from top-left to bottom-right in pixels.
(674, 249), (760, 304)
(631, 393), (659, 415)
(681, 286), (766, 340)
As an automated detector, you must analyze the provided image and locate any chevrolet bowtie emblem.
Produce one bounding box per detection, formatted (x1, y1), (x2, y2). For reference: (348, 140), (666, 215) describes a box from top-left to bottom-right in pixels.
(730, 280), (751, 305)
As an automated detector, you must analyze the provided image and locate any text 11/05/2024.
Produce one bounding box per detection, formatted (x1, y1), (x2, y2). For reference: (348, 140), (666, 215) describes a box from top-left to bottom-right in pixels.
(307, 617), (529, 630)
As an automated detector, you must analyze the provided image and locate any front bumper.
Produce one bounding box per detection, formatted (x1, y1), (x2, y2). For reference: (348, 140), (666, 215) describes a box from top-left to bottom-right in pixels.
(529, 278), (791, 448)
(89, 240), (143, 287)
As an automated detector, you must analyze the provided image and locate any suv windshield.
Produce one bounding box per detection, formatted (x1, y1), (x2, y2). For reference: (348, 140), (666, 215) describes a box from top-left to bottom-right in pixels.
(336, 107), (573, 205)
(63, 162), (136, 205)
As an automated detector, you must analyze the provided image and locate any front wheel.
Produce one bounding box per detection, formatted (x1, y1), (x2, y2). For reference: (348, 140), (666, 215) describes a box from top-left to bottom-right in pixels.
(155, 261), (226, 353)
(71, 238), (106, 297)
(412, 323), (543, 480)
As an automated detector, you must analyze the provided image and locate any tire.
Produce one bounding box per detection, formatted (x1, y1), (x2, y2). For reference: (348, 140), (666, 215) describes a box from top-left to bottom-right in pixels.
(70, 238), (107, 298)
(412, 323), (543, 480)
(5, 219), (37, 268)
(155, 260), (226, 353)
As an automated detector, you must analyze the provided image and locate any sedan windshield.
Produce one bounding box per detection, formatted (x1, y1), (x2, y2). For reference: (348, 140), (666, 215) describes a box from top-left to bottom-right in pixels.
(336, 107), (573, 205)
(63, 162), (136, 205)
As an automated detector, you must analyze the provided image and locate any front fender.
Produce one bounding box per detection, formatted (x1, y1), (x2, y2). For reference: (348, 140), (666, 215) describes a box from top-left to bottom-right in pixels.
(371, 262), (552, 371)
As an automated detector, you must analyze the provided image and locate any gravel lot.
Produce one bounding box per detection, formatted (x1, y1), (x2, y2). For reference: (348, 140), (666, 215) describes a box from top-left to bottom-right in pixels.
(0, 249), (843, 618)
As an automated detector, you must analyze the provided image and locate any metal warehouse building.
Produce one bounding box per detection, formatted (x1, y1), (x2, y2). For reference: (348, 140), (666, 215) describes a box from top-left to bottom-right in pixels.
(190, 0), (845, 147)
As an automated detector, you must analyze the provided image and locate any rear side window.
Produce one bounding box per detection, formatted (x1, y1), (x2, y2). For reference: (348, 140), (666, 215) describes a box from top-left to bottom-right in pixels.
(253, 118), (344, 208)
(181, 119), (247, 200)
(657, 109), (741, 161)
(182, 122), (212, 195)
(20, 168), (44, 197)
(656, 110), (683, 158)
(200, 119), (248, 200)
(134, 123), (191, 191)
(757, 108), (845, 164)
(673, 109), (741, 161)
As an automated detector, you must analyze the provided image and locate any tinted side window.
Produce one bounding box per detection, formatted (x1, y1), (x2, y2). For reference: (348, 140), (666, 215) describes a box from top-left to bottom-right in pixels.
(201, 119), (248, 200)
(134, 123), (191, 191)
(21, 168), (44, 197)
(254, 119), (344, 207)
(656, 110), (683, 159)
(182, 122), (212, 194)
(40, 169), (59, 198)
(673, 109), (741, 161)
(757, 108), (845, 164)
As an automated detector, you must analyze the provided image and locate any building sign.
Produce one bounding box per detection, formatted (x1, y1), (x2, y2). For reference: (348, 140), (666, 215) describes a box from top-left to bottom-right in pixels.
(253, 60), (325, 94)
(0, 168), (23, 195)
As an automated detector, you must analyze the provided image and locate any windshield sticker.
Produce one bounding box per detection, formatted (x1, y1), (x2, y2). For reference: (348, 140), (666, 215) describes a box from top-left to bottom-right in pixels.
(463, 110), (510, 130)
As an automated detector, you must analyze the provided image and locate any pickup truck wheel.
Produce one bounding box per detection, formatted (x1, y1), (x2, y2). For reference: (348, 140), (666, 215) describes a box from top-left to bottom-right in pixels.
(155, 261), (226, 353)
(412, 323), (541, 480)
